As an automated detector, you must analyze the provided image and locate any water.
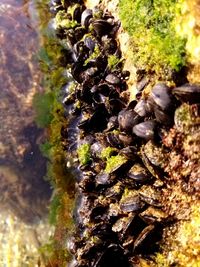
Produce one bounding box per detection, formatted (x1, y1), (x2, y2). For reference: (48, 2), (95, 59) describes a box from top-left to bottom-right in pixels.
(0, 0), (52, 265)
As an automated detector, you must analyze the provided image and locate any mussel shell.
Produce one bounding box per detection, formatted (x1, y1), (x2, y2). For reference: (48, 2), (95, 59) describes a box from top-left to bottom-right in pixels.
(73, 5), (85, 23)
(106, 132), (123, 148)
(119, 146), (137, 160)
(81, 8), (93, 27)
(92, 19), (113, 36)
(120, 195), (145, 213)
(127, 163), (150, 182)
(105, 116), (118, 131)
(139, 207), (168, 224)
(154, 106), (173, 126)
(93, 244), (129, 267)
(84, 36), (96, 51)
(118, 109), (141, 132)
(105, 74), (121, 85)
(132, 120), (156, 140)
(133, 225), (155, 250)
(139, 191), (162, 207)
(112, 213), (135, 234)
(136, 76), (149, 92)
(96, 172), (113, 185)
(151, 83), (172, 110)
(134, 99), (149, 117)
(118, 133), (134, 146)
(172, 83), (200, 103)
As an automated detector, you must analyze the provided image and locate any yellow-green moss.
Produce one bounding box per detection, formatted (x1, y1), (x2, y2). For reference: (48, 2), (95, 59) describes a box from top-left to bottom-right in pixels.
(55, 10), (78, 29)
(105, 154), (126, 173)
(77, 143), (91, 165)
(84, 44), (101, 66)
(107, 55), (122, 70)
(119, 0), (186, 74)
(100, 147), (117, 160)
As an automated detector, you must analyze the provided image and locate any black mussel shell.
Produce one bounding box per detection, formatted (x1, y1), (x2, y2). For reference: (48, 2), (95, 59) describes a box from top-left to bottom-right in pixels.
(139, 207), (168, 224)
(112, 213), (135, 235)
(93, 244), (130, 267)
(108, 98), (126, 115)
(71, 62), (85, 83)
(96, 172), (113, 185)
(154, 106), (173, 126)
(118, 133), (134, 146)
(136, 76), (149, 92)
(120, 195), (145, 213)
(132, 120), (156, 140)
(134, 99), (149, 117)
(151, 83), (172, 110)
(172, 83), (200, 103)
(133, 225), (155, 251)
(84, 36), (96, 51)
(119, 146), (137, 160)
(92, 19), (113, 37)
(106, 132), (123, 148)
(118, 109), (141, 132)
(105, 116), (118, 131)
(105, 74), (121, 85)
(127, 163), (150, 182)
(139, 188), (162, 207)
(73, 5), (85, 23)
(81, 8), (93, 27)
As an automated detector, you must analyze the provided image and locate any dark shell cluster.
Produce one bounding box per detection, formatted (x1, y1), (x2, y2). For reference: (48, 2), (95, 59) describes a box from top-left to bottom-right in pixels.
(50, 1), (200, 266)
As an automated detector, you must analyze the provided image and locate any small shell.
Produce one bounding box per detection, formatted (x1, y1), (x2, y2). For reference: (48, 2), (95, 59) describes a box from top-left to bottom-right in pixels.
(92, 19), (113, 36)
(140, 207), (168, 224)
(119, 146), (137, 160)
(127, 163), (150, 182)
(172, 84), (200, 103)
(105, 74), (121, 85)
(134, 99), (149, 117)
(81, 9), (93, 27)
(118, 109), (141, 132)
(120, 195), (145, 213)
(151, 83), (172, 110)
(139, 186), (162, 207)
(132, 120), (156, 140)
(154, 106), (173, 125)
(133, 225), (155, 250)
(112, 213), (135, 233)
(96, 172), (112, 185)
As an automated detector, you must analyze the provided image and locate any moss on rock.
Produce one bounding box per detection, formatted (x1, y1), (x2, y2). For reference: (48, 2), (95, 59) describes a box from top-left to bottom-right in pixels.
(119, 0), (186, 74)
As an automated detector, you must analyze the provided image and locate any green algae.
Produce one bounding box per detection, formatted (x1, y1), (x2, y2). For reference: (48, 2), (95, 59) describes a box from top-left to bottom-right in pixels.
(33, 92), (54, 128)
(119, 0), (186, 74)
(77, 143), (91, 165)
(55, 10), (78, 29)
(84, 44), (101, 66)
(100, 147), (117, 160)
(105, 154), (127, 173)
(107, 55), (122, 70)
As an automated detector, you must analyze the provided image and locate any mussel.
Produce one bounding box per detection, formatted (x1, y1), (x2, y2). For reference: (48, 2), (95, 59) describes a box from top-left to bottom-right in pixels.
(172, 83), (200, 103)
(132, 120), (156, 140)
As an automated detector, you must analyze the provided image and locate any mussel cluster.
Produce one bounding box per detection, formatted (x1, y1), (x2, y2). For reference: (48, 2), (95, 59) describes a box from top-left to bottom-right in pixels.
(50, 1), (200, 266)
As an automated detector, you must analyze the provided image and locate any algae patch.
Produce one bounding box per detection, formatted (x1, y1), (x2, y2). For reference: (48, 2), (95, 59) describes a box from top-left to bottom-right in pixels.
(119, 0), (186, 74)
(77, 144), (91, 165)
(105, 154), (126, 173)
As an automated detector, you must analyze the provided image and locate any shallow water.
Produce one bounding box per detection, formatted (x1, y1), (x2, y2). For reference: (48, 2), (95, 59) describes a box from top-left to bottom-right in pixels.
(0, 0), (52, 265)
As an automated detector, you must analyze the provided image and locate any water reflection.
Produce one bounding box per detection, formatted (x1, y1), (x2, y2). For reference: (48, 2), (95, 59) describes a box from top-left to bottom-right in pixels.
(0, 0), (52, 265)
